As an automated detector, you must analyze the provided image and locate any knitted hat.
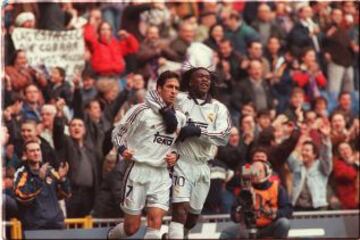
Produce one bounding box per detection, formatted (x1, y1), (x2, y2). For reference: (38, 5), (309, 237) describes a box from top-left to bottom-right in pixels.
(15, 12), (35, 27)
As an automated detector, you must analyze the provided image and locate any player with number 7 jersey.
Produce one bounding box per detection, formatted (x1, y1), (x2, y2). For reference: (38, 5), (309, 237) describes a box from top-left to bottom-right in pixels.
(108, 71), (186, 239)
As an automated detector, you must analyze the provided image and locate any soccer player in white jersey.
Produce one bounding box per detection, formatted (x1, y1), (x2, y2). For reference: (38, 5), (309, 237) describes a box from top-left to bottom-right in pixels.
(108, 71), (186, 239)
(145, 67), (232, 239)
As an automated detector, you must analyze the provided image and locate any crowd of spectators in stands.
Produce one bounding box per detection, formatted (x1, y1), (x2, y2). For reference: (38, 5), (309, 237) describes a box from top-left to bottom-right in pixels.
(2, 1), (359, 230)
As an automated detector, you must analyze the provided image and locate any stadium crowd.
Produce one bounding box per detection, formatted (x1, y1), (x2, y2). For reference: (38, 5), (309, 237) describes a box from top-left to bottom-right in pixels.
(2, 1), (359, 232)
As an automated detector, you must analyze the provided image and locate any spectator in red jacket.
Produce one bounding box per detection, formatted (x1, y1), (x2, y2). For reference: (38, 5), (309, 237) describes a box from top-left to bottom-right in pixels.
(332, 141), (359, 209)
(292, 48), (327, 102)
(84, 21), (139, 77)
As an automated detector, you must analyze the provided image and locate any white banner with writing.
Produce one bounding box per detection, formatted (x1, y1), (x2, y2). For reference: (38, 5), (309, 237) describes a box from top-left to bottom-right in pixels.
(12, 28), (85, 79)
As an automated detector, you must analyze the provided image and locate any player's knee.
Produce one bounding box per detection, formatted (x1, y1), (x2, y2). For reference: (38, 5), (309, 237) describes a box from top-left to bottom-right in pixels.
(147, 215), (163, 229)
(124, 221), (140, 236)
(172, 205), (188, 223)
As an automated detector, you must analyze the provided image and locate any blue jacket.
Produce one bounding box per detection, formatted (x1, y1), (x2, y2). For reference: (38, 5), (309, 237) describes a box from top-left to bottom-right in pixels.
(287, 139), (332, 208)
(13, 162), (71, 230)
(21, 102), (42, 123)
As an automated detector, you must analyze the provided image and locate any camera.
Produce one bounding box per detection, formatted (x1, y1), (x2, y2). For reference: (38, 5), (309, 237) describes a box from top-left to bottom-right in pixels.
(234, 164), (260, 238)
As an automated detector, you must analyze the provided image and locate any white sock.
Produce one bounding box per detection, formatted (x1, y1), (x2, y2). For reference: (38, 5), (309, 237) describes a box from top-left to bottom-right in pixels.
(108, 223), (128, 239)
(168, 221), (184, 239)
(144, 227), (161, 239)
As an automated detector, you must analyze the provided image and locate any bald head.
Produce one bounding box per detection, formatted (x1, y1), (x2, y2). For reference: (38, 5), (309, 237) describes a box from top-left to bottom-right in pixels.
(179, 23), (195, 43)
(248, 60), (263, 80)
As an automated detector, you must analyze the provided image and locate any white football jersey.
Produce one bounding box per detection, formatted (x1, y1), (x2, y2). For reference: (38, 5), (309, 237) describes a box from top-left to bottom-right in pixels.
(112, 103), (186, 167)
(146, 91), (232, 164)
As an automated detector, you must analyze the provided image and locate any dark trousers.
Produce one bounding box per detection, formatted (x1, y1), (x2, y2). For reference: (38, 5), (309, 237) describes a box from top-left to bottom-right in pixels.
(66, 186), (95, 218)
(220, 217), (291, 239)
(257, 218), (291, 238)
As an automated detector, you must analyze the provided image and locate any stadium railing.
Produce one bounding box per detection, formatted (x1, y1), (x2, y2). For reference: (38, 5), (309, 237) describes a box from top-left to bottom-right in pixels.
(3, 210), (359, 239)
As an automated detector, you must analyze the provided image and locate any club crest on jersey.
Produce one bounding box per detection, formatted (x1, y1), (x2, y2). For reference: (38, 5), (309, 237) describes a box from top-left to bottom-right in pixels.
(207, 113), (215, 123)
(153, 132), (174, 146)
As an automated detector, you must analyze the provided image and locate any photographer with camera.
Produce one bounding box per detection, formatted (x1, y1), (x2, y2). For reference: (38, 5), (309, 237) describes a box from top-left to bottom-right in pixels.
(13, 140), (71, 230)
(221, 149), (293, 239)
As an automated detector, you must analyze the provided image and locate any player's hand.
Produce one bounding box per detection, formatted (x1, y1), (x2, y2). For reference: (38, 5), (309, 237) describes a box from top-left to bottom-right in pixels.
(176, 124), (201, 142)
(122, 149), (134, 161)
(159, 107), (178, 134)
(165, 152), (177, 167)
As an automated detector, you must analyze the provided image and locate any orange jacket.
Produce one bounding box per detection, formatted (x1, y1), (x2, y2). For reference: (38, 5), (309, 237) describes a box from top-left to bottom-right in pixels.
(254, 181), (279, 227)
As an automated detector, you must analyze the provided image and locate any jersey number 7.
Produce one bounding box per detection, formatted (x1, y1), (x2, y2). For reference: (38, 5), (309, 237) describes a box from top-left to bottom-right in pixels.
(126, 185), (133, 197)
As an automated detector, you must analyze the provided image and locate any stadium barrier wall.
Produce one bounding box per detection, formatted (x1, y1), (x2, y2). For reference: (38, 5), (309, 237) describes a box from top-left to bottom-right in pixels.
(3, 210), (359, 239)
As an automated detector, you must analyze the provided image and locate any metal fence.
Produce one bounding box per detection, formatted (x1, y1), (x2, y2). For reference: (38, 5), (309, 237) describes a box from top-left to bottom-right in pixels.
(3, 210), (359, 239)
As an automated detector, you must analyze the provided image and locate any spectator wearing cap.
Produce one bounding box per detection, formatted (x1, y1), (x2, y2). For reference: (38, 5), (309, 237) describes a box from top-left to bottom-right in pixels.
(14, 11), (36, 28)
(287, 121), (333, 211)
(223, 10), (260, 54)
(84, 21), (139, 77)
(251, 3), (286, 45)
